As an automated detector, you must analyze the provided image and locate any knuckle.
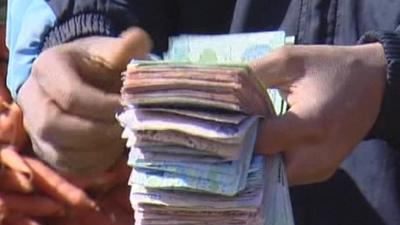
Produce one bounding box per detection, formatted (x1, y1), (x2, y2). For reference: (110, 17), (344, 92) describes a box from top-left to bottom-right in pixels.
(35, 104), (58, 140)
(59, 87), (75, 111)
(274, 46), (305, 76)
(32, 48), (56, 74)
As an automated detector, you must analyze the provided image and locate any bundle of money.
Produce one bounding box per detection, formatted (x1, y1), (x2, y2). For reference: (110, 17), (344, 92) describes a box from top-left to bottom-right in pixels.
(117, 31), (294, 225)
(118, 62), (268, 196)
(122, 62), (274, 116)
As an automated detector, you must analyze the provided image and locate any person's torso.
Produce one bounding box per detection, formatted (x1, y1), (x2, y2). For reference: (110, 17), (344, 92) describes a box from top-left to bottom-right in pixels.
(131, 0), (400, 53)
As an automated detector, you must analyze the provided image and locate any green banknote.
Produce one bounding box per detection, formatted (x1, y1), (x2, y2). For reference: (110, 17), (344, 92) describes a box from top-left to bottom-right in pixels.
(130, 156), (265, 209)
(165, 31), (286, 63)
(128, 118), (259, 196)
(164, 31), (288, 115)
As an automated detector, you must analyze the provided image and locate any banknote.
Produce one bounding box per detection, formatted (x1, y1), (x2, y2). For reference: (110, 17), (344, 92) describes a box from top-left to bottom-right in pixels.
(130, 156), (265, 209)
(128, 142), (219, 157)
(129, 108), (248, 124)
(129, 147), (225, 164)
(263, 155), (295, 225)
(118, 108), (258, 143)
(122, 63), (274, 116)
(120, 31), (294, 225)
(130, 156), (293, 225)
(128, 119), (258, 195)
(118, 109), (260, 160)
(165, 31), (286, 63)
(130, 129), (244, 160)
(164, 31), (289, 116)
(129, 168), (243, 196)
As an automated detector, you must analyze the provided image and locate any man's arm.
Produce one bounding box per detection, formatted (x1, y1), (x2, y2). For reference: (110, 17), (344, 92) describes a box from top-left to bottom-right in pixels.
(6, 0), (153, 174)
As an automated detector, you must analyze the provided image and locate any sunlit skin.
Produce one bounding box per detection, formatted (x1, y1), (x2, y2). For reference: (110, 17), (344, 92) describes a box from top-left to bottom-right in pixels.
(18, 28), (152, 175)
(252, 43), (386, 185)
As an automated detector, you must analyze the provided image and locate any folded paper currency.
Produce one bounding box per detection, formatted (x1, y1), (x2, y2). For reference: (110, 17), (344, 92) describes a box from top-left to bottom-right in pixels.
(130, 156), (294, 225)
(119, 108), (258, 143)
(122, 63), (274, 116)
(118, 31), (294, 225)
(165, 31), (286, 63)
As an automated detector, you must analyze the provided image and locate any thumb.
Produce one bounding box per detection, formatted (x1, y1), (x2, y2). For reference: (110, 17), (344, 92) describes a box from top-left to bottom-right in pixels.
(77, 27), (153, 72)
(111, 27), (153, 70)
(250, 46), (305, 88)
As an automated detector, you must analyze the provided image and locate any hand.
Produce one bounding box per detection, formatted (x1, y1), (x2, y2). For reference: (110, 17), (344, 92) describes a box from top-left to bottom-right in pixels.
(251, 43), (387, 185)
(17, 28), (152, 174)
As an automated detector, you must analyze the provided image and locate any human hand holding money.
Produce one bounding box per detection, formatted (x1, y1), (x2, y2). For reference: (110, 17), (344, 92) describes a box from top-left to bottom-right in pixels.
(119, 31), (295, 225)
(17, 28), (152, 174)
(252, 43), (387, 185)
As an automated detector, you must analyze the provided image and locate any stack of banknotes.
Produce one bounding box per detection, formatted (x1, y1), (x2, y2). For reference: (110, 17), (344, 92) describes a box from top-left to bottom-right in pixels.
(117, 31), (294, 225)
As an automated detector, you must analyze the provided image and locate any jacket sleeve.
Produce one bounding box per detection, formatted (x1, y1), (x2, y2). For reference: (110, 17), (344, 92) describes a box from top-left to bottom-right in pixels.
(360, 28), (400, 150)
(6, 0), (138, 99)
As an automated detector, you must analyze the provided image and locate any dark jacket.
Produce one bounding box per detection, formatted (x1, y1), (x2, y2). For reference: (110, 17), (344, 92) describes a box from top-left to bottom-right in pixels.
(6, 0), (400, 148)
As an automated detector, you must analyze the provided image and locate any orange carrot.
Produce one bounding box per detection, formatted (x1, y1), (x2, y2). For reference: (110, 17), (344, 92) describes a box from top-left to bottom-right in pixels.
(0, 146), (31, 175)
(0, 169), (33, 193)
(3, 213), (41, 225)
(24, 157), (97, 210)
(0, 194), (65, 217)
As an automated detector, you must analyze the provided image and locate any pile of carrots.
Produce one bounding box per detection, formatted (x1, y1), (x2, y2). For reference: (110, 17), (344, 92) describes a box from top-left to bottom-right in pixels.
(0, 145), (133, 225)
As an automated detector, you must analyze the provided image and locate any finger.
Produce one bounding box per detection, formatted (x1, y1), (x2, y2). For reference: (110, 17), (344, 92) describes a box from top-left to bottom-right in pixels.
(76, 27), (152, 72)
(31, 82), (122, 149)
(250, 46), (304, 88)
(73, 30), (151, 92)
(19, 77), (124, 173)
(32, 56), (121, 122)
(29, 126), (124, 175)
(114, 27), (153, 68)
